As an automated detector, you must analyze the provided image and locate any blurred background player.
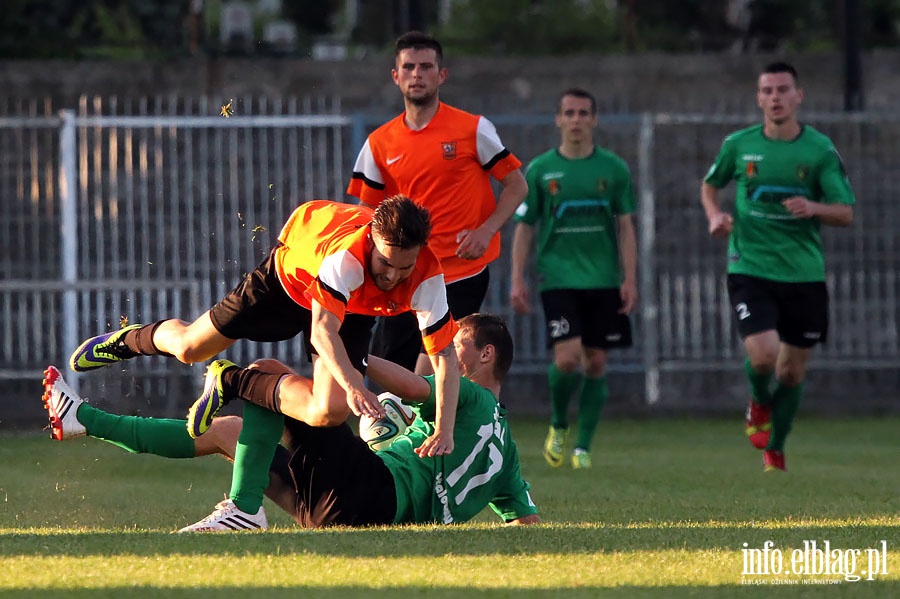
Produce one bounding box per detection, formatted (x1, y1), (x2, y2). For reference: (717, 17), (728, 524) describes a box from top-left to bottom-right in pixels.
(510, 88), (637, 470)
(347, 30), (527, 376)
(701, 62), (855, 472)
(43, 314), (539, 530)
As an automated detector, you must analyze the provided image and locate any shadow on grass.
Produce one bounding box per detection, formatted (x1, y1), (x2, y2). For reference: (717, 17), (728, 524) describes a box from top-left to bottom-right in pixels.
(2, 521), (897, 558)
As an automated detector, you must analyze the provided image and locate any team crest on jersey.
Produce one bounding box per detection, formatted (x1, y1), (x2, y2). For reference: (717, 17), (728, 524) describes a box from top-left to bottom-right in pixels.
(746, 161), (758, 178)
(548, 179), (560, 195)
(597, 179), (608, 194)
(441, 142), (457, 160)
(796, 165), (809, 181)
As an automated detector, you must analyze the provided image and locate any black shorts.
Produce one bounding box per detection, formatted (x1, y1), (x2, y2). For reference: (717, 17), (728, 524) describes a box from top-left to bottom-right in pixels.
(369, 267), (489, 371)
(264, 419), (397, 528)
(209, 246), (375, 371)
(540, 288), (633, 350)
(726, 273), (828, 348)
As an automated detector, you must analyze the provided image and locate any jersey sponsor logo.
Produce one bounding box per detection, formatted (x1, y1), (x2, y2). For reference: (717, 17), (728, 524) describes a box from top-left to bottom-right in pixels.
(748, 184), (807, 205)
(549, 317), (570, 339)
(541, 171), (565, 180)
(554, 198), (609, 219)
(434, 472), (454, 524)
(741, 153), (764, 162)
(441, 142), (457, 160)
(386, 155), (403, 165)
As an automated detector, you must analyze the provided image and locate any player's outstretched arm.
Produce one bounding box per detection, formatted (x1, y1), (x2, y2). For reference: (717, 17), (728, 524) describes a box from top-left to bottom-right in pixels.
(365, 355), (431, 403)
(309, 300), (383, 419)
(416, 346), (460, 457)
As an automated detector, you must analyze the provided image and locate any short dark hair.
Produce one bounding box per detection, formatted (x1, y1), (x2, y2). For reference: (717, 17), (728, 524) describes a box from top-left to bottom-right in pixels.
(371, 194), (431, 249)
(458, 313), (514, 381)
(762, 61), (799, 84)
(395, 31), (443, 66)
(558, 88), (597, 115)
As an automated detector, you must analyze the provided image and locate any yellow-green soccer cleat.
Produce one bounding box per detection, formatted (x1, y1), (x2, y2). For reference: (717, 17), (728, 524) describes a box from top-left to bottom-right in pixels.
(543, 426), (567, 468)
(571, 448), (592, 469)
(186, 359), (237, 439)
(69, 324), (142, 372)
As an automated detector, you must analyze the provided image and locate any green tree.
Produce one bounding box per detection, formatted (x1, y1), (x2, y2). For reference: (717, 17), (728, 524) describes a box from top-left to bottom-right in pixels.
(438, 0), (618, 55)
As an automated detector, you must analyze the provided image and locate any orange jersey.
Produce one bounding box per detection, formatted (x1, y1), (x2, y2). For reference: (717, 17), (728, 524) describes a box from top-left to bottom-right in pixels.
(274, 201), (457, 355)
(346, 102), (522, 283)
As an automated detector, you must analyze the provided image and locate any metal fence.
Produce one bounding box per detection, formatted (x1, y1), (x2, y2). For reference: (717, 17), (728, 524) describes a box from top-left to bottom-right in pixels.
(2, 97), (898, 421)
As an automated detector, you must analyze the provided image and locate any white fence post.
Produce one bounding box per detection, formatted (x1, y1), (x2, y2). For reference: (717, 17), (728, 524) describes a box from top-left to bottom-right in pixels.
(58, 109), (78, 388)
(638, 112), (659, 405)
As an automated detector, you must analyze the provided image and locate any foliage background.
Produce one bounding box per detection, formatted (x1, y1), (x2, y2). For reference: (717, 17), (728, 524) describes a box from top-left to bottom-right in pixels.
(1, 0), (899, 59)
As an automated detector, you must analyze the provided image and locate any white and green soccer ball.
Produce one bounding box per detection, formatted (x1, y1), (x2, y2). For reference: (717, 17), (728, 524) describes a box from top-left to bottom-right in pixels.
(358, 392), (416, 451)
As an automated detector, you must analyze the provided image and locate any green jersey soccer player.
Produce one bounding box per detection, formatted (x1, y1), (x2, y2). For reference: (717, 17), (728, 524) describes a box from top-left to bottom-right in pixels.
(701, 62), (855, 472)
(42, 314), (539, 530)
(511, 88), (638, 471)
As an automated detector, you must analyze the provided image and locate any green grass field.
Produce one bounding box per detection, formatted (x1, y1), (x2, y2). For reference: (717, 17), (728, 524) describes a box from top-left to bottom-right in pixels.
(2, 416), (898, 597)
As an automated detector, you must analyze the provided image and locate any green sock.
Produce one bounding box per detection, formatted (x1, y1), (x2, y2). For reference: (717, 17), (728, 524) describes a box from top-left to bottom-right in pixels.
(575, 376), (608, 451)
(547, 363), (583, 430)
(229, 403), (284, 514)
(744, 358), (773, 406)
(766, 382), (804, 452)
(76, 403), (195, 458)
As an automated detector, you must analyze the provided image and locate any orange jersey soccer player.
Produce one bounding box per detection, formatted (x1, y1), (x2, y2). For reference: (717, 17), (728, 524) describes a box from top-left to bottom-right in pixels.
(69, 196), (461, 457)
(347, 30), (528, 375)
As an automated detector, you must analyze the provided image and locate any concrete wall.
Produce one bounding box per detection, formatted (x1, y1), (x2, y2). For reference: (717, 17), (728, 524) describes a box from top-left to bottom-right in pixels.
(3, 50), (899, 113)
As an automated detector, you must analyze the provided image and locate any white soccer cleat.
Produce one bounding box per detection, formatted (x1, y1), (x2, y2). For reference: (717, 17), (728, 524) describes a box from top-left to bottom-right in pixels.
(42, 365), (86, 440)
(177, 499), (268, 533)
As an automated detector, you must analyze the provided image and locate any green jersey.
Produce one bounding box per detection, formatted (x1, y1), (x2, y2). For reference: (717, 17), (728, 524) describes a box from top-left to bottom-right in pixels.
(514, 147), (636, 291)
(377, 376), (537, 525)
(704, 124), (855, 282)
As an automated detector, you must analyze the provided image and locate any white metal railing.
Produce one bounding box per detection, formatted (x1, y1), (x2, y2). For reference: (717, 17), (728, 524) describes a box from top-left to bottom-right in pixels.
(2, 106), (898, 410)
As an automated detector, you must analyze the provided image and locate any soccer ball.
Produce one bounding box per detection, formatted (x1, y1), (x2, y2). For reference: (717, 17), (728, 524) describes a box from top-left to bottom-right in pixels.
(358, 392), (416, 451)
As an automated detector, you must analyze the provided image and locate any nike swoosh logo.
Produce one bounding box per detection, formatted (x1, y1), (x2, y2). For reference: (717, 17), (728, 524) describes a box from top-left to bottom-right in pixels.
(386, 155), (403, 165)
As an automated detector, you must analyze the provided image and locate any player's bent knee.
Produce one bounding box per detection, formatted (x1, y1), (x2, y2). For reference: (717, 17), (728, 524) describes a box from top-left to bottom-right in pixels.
(248, 358), (295, 375)
(776, 369), (805, 387)
(554, 357), (581, 373)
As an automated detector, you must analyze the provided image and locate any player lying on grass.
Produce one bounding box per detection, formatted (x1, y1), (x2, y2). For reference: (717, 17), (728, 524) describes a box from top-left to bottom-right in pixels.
(42, 313), (540, 531)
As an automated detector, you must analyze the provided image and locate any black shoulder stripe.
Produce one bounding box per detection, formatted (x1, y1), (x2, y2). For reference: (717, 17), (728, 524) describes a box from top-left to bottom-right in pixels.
(351, 171), (386, 191)
(423, 311), (452, 337)
(482, 149), (511, 171)
(317, 277), (349, 305)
